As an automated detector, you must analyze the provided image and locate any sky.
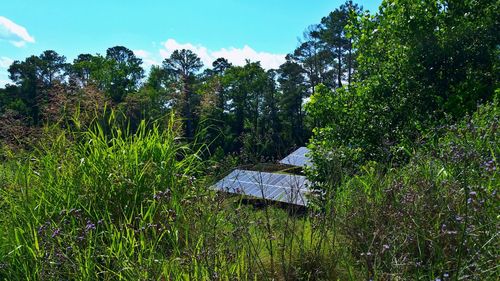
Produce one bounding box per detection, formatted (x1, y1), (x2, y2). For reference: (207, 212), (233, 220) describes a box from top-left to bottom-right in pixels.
(0, 0), (381, 87)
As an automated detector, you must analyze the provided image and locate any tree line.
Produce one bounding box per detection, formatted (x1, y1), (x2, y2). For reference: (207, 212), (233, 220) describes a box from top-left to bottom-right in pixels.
(0, 1), (363, 159)
(1, 0), (498, 163)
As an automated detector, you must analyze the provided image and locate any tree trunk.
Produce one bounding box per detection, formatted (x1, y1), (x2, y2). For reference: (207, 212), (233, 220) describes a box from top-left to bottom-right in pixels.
(348, 37), (352, 86)
(182, 75), (192, 138)
(337, 46), (342, 88)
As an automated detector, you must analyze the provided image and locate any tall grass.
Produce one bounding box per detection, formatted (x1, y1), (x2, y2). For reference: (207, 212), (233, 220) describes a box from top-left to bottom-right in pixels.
(0, 113), (207, 279)
(0, 112), (340, 280)
(0, 102), (497, 280)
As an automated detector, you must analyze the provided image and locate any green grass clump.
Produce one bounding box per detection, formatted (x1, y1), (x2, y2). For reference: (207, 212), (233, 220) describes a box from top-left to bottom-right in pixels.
(0, 114), (208, 279)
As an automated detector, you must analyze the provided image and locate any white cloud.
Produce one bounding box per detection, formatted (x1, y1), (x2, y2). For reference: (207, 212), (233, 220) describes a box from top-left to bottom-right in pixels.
(159, 39), (212, 66)
(133, 49), (160, 67)
(133, 49), (149, 58)
(0, 56), (13, 68)
(0, 16), (35, 47)
(0, 57), (12, 87)
(212, 45), (286, 70)
(159, 39), (286, 70)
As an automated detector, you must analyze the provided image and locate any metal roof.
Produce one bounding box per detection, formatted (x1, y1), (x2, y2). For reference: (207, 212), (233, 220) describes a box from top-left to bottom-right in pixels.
(214, 169), (309, 206)
(279, 147), (311, 167)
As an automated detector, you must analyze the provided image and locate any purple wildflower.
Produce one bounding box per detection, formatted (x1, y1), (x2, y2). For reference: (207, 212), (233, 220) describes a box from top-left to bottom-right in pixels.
(51, 228), (61, 238)
(154, 189), (171, 200)
(85, 221), (96, 231)
(38, 225), (45, 235)
(482, 159), (497, 172)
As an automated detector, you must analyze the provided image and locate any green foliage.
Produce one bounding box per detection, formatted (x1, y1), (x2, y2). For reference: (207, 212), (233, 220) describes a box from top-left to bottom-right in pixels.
(317, 0), (362, 87)
(6, 51), (68, 125)
(0, 114), (199, 279)
(305, 2), (499, 279)
(308, 0), (500, 165)
(0, 112), (349, 280)
(317, 100), (499, 279)
(278, 59), (309, 147)
(220, 62), (283, 159)
(162, 49), (204, 138)
(104, 46), (144, 103)
(1, 1), (498, 278)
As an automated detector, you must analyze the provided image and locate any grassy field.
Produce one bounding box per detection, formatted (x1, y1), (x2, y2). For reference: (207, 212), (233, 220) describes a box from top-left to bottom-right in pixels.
(0, 102), (498, 280)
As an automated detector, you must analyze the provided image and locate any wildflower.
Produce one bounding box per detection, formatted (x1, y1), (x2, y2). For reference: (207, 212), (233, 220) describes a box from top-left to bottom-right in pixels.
(383, 244), (390, 250)
(69, 208), (81, 218)
(38, 225), (45, 235)
(154, 189), (171, 200)
(444, 273), (449, 278)
(482, 159), (496, 172)
(85, 221), (96, 231)
(51, 228), (61, 238)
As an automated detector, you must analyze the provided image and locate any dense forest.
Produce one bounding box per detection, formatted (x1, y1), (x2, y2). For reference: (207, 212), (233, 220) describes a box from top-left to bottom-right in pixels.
(0, 0), (498, 280)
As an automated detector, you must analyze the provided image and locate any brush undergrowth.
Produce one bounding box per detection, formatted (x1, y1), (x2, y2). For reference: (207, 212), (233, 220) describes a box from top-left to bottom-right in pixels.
(308, 100), (499, 280)
(0, 101), (497, 280)
(0, 112), (341, 280)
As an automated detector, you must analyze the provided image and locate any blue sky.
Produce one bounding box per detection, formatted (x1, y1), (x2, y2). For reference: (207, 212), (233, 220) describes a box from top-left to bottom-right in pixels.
(0, 0), (381, 87)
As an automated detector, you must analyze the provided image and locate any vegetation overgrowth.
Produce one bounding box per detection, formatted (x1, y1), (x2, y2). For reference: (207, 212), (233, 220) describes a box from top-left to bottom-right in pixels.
(0, 0), (498, 280)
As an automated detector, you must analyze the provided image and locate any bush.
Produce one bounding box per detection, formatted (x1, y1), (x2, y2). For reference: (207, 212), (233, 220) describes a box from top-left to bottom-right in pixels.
(309, 100), (498, 279)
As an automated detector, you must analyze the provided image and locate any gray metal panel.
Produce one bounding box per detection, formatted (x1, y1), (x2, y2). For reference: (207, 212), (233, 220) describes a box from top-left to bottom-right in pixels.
(213, 169), (310, 206)
(279, 147), (311, 167)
